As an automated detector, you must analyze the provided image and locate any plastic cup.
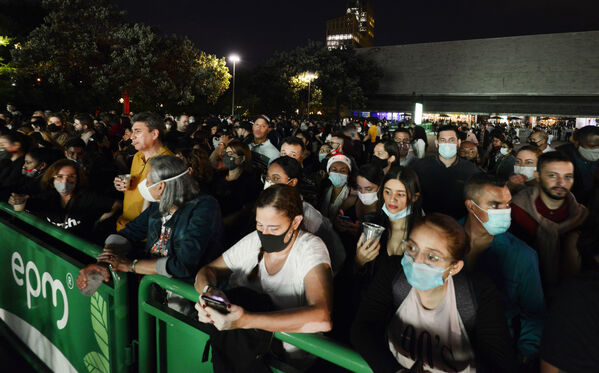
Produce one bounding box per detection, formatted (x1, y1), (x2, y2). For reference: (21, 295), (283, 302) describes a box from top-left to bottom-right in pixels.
(80, 271), (105, 297)
(362, 222), (385, 242)
(13, 203), (26, 212)
(12, 194), (27, 211)
(118, 174), (131, 190)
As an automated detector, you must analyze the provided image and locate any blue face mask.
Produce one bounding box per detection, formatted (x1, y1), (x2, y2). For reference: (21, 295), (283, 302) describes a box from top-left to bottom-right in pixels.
(328, 172), (348, 187)
(401, 254), (450, 291)
(382, 204), (411, 220)
(318, 153), (327, 163)
(471, 201), (511, 236)
(438, 143), (457, 159)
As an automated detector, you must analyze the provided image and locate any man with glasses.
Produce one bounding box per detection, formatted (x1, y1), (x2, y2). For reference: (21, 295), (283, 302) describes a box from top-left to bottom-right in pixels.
(411, 125), (479, 219)
(326, 136), (344, 154)
(393, 128), (415, 166)
(529, 130), (554, 153)
(462, 173), (545, 367)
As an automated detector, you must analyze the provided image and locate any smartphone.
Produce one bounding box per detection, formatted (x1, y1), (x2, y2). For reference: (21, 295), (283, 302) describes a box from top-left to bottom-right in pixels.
(201, 294), (230, 314)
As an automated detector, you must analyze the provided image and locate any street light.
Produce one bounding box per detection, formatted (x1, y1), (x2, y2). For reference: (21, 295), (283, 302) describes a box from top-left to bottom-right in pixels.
(300, 72), (318, 119)
(228, 54), (240, 117)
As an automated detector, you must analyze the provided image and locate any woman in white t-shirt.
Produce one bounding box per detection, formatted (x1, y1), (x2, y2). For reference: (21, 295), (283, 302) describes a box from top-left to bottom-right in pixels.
(194, 184), (333, 333)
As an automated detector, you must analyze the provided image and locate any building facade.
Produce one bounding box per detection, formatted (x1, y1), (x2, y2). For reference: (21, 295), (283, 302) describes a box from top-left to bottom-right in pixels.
(326, 0), (374, 50)
(356, 31), (599, 116)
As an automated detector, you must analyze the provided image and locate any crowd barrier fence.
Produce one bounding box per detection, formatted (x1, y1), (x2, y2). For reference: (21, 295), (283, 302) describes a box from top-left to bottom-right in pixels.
(0, 202), (373, 373)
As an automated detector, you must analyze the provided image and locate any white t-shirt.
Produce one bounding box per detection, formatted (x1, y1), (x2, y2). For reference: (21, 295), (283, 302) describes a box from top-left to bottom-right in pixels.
(387, 276), (475, 372)
(412, 139), (426, 159)
(302, 201), (324, 234)
(223, 230), (331, 310)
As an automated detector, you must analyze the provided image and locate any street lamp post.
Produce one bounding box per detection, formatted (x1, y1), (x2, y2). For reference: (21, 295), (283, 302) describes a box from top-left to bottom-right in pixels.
(301, 72), (318, 119)
(229, 54), (240, 118)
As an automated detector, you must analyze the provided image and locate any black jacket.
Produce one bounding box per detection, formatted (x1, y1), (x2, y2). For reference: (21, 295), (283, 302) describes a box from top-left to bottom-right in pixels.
(556, 143), (599, 205)
(351, 256), (517, 373)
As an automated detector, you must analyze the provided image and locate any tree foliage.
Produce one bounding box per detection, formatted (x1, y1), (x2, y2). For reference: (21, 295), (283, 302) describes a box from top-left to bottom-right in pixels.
(248, 41), (382, 116)
(11, 0), (230, 111)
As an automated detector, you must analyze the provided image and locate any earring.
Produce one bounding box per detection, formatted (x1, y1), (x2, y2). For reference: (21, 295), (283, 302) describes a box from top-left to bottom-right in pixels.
(449, 270), (453, 275)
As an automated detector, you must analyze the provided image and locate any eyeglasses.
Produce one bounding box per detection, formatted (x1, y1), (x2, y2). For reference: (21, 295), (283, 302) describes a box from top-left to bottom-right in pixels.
(400, 239), (452, 265)
(54, 174), (77, 182)
(261, 174), (291, 184)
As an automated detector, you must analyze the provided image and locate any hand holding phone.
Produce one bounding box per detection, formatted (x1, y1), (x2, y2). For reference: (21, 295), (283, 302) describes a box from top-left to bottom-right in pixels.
(201, 294), (230, 314)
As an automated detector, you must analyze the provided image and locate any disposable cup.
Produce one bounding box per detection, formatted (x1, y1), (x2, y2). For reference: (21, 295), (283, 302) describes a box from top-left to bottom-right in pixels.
(13, 203), (26, 212)
(118, 174), (131, 190)
(362, 222), (385, 242)
(81, 271), (105, 297)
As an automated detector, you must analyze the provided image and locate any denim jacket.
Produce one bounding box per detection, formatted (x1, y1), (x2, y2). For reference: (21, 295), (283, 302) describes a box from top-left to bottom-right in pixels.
(115, 194), (224, 283)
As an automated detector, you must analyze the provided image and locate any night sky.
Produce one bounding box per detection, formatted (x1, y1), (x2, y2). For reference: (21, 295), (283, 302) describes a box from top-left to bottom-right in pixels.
(115, 0), (599, 68)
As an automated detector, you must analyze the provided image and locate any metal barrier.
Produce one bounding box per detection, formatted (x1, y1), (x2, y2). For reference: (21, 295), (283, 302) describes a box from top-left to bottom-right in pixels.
(0, 203), (130, 373)
(138, 274), (373, 373)
(0, 201), (374, 373)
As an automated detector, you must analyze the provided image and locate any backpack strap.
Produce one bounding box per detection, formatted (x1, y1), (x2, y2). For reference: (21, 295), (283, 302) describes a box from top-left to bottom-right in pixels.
(453, 272), (478, 335)
(391, 268), (412, 309)
(392, 267), (478, 335)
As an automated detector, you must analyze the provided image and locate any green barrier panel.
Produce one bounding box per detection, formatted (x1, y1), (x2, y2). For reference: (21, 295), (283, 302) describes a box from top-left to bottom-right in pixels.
(0, 202), (130, 373)
(138, 274), (373, 373)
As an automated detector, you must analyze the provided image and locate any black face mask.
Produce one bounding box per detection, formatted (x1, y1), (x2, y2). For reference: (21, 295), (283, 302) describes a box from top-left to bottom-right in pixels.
(223, 155), (239, 170)
(372, 156), (388, 170)
(257, 222), (294, 253)
(48, 124), (61, 132)
(460, 156), (477, 163)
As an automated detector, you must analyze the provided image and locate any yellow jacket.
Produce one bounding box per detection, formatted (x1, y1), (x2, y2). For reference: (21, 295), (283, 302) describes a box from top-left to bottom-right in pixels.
(116, 146), (173, 231)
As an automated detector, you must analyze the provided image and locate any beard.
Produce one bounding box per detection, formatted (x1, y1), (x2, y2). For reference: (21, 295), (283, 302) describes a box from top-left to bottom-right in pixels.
(540, 181), (568, 200)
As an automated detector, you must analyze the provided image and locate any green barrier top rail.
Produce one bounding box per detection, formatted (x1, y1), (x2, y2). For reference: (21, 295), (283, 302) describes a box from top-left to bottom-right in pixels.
(0, 202), (102, 258)
(138, 274), (373, 373)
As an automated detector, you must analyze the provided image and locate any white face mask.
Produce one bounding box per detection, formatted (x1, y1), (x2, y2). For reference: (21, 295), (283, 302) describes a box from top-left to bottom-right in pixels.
(578, 146), (599, 162)
(138, 179), (160, 202)
(137, 169), (190, 202)
(514, 166), (536, 181)
(263, 180), (274, 190)
(500, 148), (509, 156)
(358, 191), (378, 205)
(438, 143), (457, 159)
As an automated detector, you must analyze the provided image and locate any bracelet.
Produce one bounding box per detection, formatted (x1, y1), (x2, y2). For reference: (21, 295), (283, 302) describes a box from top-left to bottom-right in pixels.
(131, 259), (138, 273)
(202, 285), (212, 294)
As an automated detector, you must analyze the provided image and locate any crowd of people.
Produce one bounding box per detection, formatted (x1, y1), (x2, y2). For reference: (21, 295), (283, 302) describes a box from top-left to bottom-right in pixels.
(1, 104), (598, 373)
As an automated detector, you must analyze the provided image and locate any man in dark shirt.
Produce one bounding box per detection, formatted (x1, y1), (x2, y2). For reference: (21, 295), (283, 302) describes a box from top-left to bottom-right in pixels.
(411, 125), (479, 219)
(556, 125), (599, 205)
(280, 136), (319, 207)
